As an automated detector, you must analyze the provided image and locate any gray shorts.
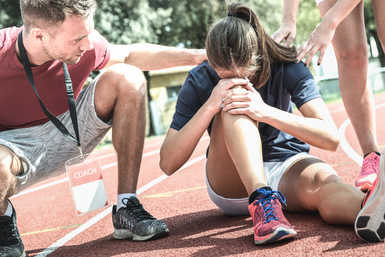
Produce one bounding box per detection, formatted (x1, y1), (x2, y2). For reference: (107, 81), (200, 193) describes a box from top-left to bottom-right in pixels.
(0, 77), (111, 190)
(205, 153), (336, 216)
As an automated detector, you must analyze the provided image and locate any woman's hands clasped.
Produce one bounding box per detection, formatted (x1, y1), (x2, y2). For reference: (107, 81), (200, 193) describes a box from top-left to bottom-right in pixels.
(209, 77), (270, 121)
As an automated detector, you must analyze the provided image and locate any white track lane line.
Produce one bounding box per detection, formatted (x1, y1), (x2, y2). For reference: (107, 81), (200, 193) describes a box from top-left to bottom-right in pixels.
(338, 102), (385, 164)
(339, 119), (362, 165)
(35, 154), (206, 257)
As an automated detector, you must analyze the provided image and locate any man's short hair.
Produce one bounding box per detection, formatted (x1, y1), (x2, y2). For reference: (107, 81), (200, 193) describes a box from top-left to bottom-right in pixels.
(20, 0), (97, 32)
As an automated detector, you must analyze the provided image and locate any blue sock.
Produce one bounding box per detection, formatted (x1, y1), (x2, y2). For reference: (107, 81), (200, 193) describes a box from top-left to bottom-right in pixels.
(249, 186), (272, 204)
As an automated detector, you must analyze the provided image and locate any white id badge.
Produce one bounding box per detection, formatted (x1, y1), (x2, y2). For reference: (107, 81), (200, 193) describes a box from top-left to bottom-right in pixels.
(65, 154), (109, 215)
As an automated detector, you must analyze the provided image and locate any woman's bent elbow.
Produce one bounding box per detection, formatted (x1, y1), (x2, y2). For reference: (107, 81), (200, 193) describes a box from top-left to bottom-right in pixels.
(159, 157), (176, 176)
(326, 136), (340, 151)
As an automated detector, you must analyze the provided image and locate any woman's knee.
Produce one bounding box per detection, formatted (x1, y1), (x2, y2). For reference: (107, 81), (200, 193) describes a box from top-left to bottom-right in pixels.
(334, 44), (368, 68)
(280, 159), (339, 211)
(220, 110), (258, 129)
(316, 180), (355, 224)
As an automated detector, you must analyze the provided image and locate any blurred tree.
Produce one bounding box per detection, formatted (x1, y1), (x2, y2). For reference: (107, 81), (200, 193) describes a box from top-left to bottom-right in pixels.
(0, 1), (22, 28)
(148, 0), (285, 48)
(295, 0), (320, 44)
(95, 0), (172, 44)
(0, 0), (317, 48)
(148, 0), (223, 48)
(364, 0), (385, 66)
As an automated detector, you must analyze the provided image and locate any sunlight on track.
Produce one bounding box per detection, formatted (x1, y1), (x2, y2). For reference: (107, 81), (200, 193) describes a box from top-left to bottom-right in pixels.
(12, 136), (210, 200)
(35, 154), (206, 257)
(338, 102), (385, 164)
(143, 186), (206, 199)
(339, 119), (362, 165)
(21, 224), (81, 237)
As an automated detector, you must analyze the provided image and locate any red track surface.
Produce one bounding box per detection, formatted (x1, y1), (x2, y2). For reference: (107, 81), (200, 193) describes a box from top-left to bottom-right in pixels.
(12, 93), (385, 257)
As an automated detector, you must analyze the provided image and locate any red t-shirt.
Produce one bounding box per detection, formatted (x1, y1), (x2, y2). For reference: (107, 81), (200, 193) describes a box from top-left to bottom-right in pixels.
(0, 27), (111, 131)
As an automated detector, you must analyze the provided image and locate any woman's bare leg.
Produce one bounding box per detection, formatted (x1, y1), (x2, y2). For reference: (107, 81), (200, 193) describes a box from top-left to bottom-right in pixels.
(207, 111), (296, 244)
(206, 111), (265, 198)
(319, 0), (379, 156)
(278, 157), (364, 224)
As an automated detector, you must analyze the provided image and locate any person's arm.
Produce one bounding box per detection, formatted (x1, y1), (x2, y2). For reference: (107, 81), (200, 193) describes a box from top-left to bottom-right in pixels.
(104, 43), (206, 70)
(298, 0), (362, 66)
(222, 83), (339, 151)
(159, 78), (249, 175)
(258, 98), (339, 150)
(272, 0), (301, 46)
(160, 103), (217, 175)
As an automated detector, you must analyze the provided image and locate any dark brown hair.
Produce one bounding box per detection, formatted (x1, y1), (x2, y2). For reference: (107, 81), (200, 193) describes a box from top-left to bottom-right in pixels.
(206, 2), (297, 88)
(20, 0), (97, 33)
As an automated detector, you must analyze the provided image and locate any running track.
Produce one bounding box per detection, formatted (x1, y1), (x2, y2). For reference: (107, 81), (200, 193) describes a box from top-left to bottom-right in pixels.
(11, 93), (385, 257)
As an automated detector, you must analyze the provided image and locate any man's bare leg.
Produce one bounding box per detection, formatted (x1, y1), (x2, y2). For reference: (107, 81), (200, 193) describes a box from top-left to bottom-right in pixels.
(94, 63), (168, 241)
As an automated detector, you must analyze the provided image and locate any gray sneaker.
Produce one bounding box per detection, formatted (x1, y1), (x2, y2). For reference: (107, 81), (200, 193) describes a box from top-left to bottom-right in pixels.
(112, 197), (169, 241)
(0, 201), (26, 257)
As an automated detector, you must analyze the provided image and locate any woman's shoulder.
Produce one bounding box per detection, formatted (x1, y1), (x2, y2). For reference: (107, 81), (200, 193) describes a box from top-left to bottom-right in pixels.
(274, 61), (314, 81)
(187, 61), (220, 88)
(274, 61), (309, 72)
(190, 61), (219, 78)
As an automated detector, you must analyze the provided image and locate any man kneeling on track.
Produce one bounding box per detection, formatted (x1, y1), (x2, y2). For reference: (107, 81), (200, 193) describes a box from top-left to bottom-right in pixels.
(0, 1), (206, 256)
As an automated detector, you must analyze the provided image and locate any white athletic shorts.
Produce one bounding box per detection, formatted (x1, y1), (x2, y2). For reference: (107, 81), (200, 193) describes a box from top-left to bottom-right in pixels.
(315, 0), (325, 5)
(205, 152), (336, 216)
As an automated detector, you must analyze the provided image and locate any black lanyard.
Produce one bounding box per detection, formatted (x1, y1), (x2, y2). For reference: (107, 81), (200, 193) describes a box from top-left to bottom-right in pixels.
(17, 31), (82, 153)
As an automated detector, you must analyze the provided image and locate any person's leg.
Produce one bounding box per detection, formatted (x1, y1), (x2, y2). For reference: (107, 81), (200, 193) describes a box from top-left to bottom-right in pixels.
(94, 64), (146, 195)
(207, 109), (266, 198)
(93, 63), (168, 241)
(0, 145), (25, 257)
(278, 156), (364, 225)
(355, 147), (385, 242)
(318, 0), (380, 190)
(207, 111), (296, 244)
(0, 146), (21, 214)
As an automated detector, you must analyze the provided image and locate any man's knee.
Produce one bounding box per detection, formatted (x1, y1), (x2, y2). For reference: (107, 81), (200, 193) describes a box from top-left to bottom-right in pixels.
(0, 146), (23, 177)
(0, 148), (20, 199)
(104, 63), (147, 99)
(94, 64), (147, 120)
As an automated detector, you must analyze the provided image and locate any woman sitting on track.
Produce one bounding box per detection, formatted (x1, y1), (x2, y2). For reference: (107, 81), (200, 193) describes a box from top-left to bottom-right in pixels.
(159, 2), (385, 245)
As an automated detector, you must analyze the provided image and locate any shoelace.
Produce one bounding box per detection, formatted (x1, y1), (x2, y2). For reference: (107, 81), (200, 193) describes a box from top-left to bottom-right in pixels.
(361, 154), (379, 176)
(255, 191), (287, 223)
(121, 198), (155, 221)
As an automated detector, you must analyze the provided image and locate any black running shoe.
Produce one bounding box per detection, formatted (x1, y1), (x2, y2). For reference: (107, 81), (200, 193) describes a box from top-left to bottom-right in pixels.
(112, 197), (169, 241)
(0, 202), (25, 257)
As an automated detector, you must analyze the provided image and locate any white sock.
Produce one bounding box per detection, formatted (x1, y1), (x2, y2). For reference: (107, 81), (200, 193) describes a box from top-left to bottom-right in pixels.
(4, 201), (13, 217)
(117, 193), (137, 210)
